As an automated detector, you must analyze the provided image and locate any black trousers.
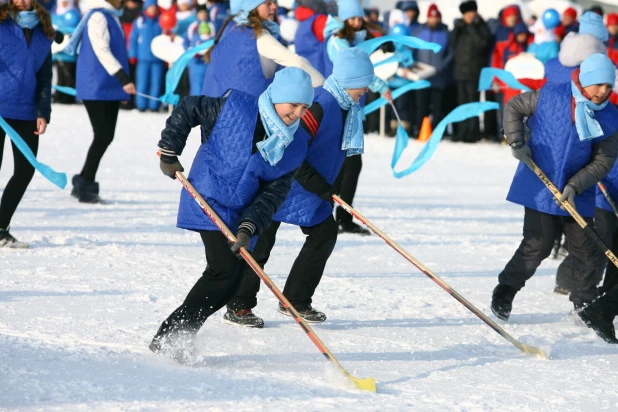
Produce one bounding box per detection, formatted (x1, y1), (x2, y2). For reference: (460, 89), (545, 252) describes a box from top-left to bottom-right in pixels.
(556, 208), (618, 293)
(334, 155), (362, 224)
(454, 81), (480, 142)
(155, 231), (248, 336)
(415, 87), (445, 130)
(54, 61), (76, 104)
(227, 215), (338, 311)
(81, 100), (120, 181)
(0, 118), (38, 229)
(499, 207), (600, 305)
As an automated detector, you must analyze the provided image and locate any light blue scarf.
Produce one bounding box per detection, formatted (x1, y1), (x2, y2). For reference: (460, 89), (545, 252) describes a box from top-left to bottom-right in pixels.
(571, 81), (609, 141)
(64, 8), (123, 56)
(233, 13), (280, 37)
(256, 87), (300, 166)
(323, 76), (364, 157)
(12, 11), (39, 29)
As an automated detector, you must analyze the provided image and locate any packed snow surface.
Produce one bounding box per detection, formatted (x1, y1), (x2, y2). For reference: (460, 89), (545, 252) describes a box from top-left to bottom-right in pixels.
(1, 105), (617, 411)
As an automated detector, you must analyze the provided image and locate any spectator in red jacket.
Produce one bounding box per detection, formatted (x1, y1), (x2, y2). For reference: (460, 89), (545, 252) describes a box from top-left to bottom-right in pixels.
(555, 7), (579, 42)
(607, 13), (618, 65)
(491, 5), (520, 69)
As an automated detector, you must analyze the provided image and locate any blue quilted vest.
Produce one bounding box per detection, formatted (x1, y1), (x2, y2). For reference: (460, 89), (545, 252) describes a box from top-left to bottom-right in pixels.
(544, 57), (576, 84)
(273, 87), (346, 226)
(597, 165), (618, 213)
(201, 25), (274, 97)
(177, 91), (310, 232)
(322, 34), (335, 77)
(507, 82), (618, 218)
(76, 10), (129, 101)
(295, 15), (329, 76)
(0, 19), (52, 121)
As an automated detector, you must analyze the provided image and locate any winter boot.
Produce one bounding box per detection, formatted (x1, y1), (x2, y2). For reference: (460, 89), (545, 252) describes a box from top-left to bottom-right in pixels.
(71, 174), (84, 198)
(222, 308), (264, 328)
(149, 329), (198, 364)
(491, 284), (519, 321)
(553, 285), (570, 295)
(78, 180), (105, 204)
(0, 227), (28, 249)
(578, 288), (618, 344)
(338, 220), (371, 236)
(278, 303), (327, 323)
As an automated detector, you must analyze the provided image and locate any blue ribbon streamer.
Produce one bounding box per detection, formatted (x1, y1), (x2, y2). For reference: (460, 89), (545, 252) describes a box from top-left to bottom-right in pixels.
(0, 116), (67, 189)
(52, 85), (77, 96)
(478, 67), (531, 92)
(364, 79), (431, 116)
(160, 39), (215, 105)
(391, 102), (499, 178)
(356, 35), (442, 56)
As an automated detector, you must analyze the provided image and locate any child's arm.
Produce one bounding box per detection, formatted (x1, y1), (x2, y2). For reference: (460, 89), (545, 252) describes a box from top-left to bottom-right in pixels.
(569, 134), (618, 194)
(503, 89), (541, 145)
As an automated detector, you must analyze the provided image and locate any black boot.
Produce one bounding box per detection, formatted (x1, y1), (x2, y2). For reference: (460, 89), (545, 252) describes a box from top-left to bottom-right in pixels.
(78, 180), (105, 204)
(71, 174), (83, 198)
(278, 303), (327, 323)
(491, 284), (519, 321)
(578, 287), (618, 344)
(0, 227), (28, 249)
(222, 308), (264, 328)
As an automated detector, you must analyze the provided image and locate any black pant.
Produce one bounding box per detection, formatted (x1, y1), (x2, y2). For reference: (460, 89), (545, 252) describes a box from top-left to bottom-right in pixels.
(81, 100), (120, 181)
(155, 231), (248, 336)
(556, 208), (618, 293)
(454, 81), (480, 142)
(227, 215), (338, 311)
(54, 61), (76, 104)
(415, 87), (445, 130)
(334, 155), (362, 224)
(0, 118), (38, 229)
(499, 208), (600, 305)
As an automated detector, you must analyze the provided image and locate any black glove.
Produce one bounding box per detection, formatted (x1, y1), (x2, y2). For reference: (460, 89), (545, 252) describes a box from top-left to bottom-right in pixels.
(555, 183), (578, 210)
(318, 184), (336, 206)
(159, 152), (184, 179)
(510, 141), (534, 171)
(230, 228), (252, 258)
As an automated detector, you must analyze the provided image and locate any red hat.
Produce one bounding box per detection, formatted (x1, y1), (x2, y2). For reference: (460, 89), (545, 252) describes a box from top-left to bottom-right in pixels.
(427, 4), (441, 18)
(608, 13), (618, 26)
(503, 5), (519, 19)
(563, 7), (577, 20)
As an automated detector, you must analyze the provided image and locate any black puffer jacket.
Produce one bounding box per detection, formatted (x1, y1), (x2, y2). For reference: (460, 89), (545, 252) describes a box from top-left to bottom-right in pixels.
(449, 15), (492, 82)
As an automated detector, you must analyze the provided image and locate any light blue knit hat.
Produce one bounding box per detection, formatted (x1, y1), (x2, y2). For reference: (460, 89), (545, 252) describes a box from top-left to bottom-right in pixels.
(579, 11), (609, 42)
(337, 0), (364, 21)
(270, 68), (315, 106)
(230, 0), (242, 15)
(579, 53), (616, 88)
(333, 48), (374, 89)
(238, 0), (264, 14)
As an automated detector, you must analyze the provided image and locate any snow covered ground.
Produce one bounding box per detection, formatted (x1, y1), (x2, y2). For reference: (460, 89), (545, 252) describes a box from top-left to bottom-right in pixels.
(1, 105), (618, 411)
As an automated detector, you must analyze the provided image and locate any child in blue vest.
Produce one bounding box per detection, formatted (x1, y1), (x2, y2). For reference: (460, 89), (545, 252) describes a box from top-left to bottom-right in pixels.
(202, 0), (323, 98)
(492, 54), (618, 330)
(150, 68), (315, 362)
(225, 48), (375, 327)
(293, 0), (335, 77)
(0, 0), (54, 248)
(184, 2), (215, 96)
(129, 0), (164, 112)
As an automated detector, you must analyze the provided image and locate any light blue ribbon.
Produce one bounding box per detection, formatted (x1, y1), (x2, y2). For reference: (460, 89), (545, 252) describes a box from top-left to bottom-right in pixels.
(478, 67), (531, 92)
(363, 80), (431, 116)
(52, 85), (77, 96)
(0, 116), (67, 189)
(391, 102), (499, 178)
(356, 35), (442, 57)
(159, 39), (215, 105)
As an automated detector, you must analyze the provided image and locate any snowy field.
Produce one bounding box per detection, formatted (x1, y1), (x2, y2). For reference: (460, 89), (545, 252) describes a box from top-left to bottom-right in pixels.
(1, 105), (618, 411)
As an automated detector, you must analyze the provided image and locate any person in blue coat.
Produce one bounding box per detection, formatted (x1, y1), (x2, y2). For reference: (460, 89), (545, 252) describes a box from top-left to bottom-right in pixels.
(129, 0), (164, 111)
(202, 0), (323, 98)
(491, 54), (618, 332)
(208, 0), (230, 34)
(150, 68), (315, 361)
(0, 0), (54, 248)
(184, 2), (215, 96)
(173, 0), (195, 37)
(224, 48), (375, 327)
(66, 0), (136, 203)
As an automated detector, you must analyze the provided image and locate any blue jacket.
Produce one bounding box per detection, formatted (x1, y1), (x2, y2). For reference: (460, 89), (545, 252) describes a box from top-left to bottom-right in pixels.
(412, 23), (453, 89)
(202, 25), (275, 97)
(0, 19), (53, 121)
(209, 2), (230, 35)
(76, 10), (130, 101)
(129, 15), (162, 62)
(507, 83), (618, 217)
(161, 91), (310, 234)
(295, 14), (330, 77)
(274, 87), (346, 226)
(544, 57), (576, 84)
